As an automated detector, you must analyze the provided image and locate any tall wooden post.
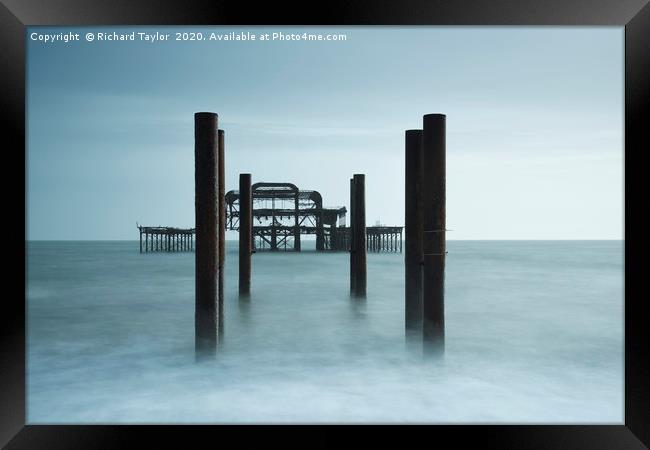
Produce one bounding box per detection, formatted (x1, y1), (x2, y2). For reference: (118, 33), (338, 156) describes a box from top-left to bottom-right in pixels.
(405, 130), (423, 341)
(218, 129), (225, 337)
(352, 174), (366, 297)
(239, 173), (252, 295)
(422, 114), (446, 356)
(194, 112), (219, 356)
(349, 178), (356, 293)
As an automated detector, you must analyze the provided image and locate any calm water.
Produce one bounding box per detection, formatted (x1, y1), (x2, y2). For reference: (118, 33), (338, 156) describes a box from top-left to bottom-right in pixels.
(26, 240), (623, 423)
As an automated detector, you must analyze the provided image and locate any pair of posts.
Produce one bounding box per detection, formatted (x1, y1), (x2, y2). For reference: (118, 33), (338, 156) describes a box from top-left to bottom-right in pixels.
(405, 114), (446, 356)
(194, 112), (226, 357)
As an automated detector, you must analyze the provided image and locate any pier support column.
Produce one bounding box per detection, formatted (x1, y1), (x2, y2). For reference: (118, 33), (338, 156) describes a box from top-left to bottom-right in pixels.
(349, 178), (356, 293)
(316, 214), (324, 251)
(194, 112), (219, 356)
(422, 114), (446, 356)
(239, 173), (252, 295)
(352, 174), (366, 297)
(405, 129), (424, 342)
(218, 129), (225, 338)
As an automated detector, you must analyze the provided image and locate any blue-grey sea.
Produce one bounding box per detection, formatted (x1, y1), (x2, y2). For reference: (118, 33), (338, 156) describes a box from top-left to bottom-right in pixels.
(26, 240), (623, 423)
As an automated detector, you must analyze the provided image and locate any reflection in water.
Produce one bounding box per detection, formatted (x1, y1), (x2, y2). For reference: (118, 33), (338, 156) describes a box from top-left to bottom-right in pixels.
(27, 240), (623, 423)
(349, 294), (367, 319)
(237, 294), (252, 326)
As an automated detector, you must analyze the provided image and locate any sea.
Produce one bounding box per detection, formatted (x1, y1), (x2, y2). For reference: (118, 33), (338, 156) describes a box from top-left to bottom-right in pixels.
(26, 240), (623, 423)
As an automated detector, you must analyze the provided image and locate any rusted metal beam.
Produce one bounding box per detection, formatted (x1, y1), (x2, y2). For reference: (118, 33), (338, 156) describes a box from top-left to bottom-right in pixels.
(352, 174), (366, 297)
(405, 129), (424, 342)
(194, 112), (219, 356)
(422, 114), (446, 356)
(239, 173), (252, 296)
(218, 129), (225, 339)
(349, 178), (356, 293)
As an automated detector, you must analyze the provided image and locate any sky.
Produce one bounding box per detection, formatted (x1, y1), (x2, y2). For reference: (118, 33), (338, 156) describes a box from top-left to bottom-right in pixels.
(26, 26), (624, 240)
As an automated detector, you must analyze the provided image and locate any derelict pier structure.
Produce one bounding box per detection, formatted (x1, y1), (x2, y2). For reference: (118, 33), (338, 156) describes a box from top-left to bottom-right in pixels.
(224, 182), (402, 252)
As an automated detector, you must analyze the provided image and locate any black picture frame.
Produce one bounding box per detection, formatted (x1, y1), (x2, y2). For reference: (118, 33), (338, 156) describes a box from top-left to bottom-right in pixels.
(2, 0), (648, 448)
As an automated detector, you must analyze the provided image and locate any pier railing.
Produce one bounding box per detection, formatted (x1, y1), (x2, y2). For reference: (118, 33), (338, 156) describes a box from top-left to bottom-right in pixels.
(137, 226), (195, 253)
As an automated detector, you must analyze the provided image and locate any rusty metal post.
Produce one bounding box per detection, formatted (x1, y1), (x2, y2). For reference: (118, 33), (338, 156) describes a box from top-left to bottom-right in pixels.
(405, 129), (423, 342)
(294, 191), (301, 251)
(194, 112), (219, 356)
(422, 114), (446, 356)
(349, 178), (356, 293)
(239, 173), (252, 295)
(352, 174), (366, 297)
(218, 129), (225, 338)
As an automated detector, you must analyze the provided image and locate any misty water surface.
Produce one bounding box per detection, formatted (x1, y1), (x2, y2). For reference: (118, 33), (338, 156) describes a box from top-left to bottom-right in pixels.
(26, 240), (623, 423)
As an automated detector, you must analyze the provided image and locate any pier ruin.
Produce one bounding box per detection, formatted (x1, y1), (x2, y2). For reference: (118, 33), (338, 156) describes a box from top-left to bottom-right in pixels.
(138, 226), (195, 253)
(224, 182), (402, 253)
(137, 181), (402, 255)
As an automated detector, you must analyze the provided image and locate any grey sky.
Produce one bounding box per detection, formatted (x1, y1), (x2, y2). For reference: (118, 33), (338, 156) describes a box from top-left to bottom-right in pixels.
(27, 26), (623, 240)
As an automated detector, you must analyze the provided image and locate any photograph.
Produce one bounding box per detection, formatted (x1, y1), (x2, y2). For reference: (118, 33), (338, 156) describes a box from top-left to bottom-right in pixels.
(25, 25), (624, 424)
(2, 0), (648, 447)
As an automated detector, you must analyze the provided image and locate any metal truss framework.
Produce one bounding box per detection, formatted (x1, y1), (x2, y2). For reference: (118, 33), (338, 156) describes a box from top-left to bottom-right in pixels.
(225, 182), (402, 252)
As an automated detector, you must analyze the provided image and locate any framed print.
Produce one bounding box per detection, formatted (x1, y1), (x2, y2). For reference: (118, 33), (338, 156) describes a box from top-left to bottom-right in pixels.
(2, 0), (648, 448)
